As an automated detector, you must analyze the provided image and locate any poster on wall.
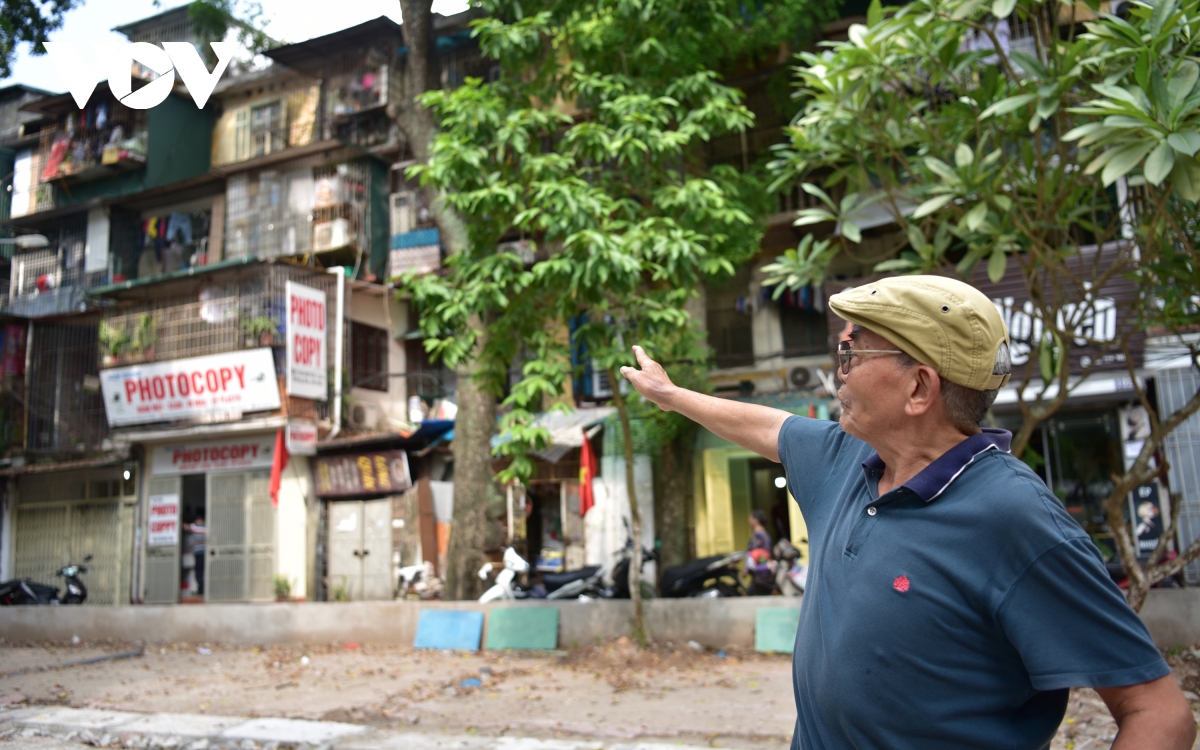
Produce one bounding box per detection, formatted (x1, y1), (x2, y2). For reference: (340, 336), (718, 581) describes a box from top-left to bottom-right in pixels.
(285, 281), (328, 400)
(151, 435), (277, 476)
(99, 348), (281, 426)
(312, 450), (412, 497)
(148, 494), (180, 546)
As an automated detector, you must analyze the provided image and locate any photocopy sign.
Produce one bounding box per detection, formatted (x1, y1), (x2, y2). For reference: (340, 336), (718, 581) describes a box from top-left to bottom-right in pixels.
(285, 282), (328, 400)
(148, 494), (180, 547)
(99, 348), (281, 427)
(151, 435), (277, 476)
(42, 41), (234, 109)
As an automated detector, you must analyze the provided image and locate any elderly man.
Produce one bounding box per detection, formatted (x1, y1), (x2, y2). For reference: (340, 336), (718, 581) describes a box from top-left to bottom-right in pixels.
(621, 275), (1194, 750)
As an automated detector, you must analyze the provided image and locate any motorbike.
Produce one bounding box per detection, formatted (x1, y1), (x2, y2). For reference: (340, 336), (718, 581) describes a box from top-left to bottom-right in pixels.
(772, 539), (807, 596)
(478, 547), (532, 602)
(658, 550), (747, 598)
(0, 556), (91, 605)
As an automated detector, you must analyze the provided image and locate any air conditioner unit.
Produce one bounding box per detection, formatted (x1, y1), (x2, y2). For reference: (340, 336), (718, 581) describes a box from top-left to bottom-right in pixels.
(348, 401), (382, 431)
(390, 192), (416, 237)
(591, 360), (613, 399)
(313, 218), (351, 252)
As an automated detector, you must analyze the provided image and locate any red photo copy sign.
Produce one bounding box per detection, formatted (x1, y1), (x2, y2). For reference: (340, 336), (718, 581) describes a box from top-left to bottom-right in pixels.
(99, 348), (281, 426)
(285, 281), (328, 400)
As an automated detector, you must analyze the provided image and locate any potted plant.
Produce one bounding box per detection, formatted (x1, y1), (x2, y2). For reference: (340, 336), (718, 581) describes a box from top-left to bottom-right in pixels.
(272, 574), (294, 602)
(99, 321), (130, 367)
(240, 314), (279, 347)
(129, 313), (157, 362)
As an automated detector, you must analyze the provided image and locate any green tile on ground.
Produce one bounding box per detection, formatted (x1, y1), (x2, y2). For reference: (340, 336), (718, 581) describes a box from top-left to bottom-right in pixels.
(756, 606), (801, 653)
(485, 607), (559, 651)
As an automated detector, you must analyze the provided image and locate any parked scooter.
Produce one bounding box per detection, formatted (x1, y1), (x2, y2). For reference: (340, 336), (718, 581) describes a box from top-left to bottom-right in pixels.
(658, 550), (746, 598)
(0, 556), (91, 605)
(772, 539), (807, 596)
(478, 547), (532, 602)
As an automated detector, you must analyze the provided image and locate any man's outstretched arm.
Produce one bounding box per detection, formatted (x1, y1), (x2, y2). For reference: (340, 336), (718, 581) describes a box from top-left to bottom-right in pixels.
(620, 345), (794, 462)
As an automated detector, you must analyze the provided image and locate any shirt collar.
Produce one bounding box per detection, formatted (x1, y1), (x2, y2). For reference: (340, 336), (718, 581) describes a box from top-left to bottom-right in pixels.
(861, 428), (1012, 503)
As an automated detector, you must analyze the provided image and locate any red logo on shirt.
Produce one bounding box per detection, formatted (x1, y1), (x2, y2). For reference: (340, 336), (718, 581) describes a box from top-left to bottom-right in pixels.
(893, 575), (910, 593)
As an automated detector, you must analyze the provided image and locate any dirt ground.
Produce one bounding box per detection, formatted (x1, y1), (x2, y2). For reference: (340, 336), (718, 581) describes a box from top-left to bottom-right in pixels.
(3, 638), (1200, 749)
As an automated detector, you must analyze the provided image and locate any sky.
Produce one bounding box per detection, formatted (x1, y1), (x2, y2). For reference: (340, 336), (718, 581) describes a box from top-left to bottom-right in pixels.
(6, 0), (471, 93)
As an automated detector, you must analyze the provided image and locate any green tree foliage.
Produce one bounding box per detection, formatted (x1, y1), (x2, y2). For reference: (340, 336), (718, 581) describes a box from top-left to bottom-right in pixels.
(402, 0), (834, 627)
(765, 0), (1200, 610)
(0, 0), (84, 80)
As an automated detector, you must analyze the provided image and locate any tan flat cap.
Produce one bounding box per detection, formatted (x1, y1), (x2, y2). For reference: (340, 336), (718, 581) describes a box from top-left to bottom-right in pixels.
(828, 275), (1011, 391)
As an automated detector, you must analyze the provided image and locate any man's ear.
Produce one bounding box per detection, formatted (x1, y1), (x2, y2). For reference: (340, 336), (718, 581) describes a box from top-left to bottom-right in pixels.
(905, 366), (941, 417)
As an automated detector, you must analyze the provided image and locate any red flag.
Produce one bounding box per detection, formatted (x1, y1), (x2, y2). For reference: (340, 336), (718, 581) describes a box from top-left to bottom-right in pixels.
(808, 402), (816, 419)
(269, 428), (289, 506)
(579, 431), (596, 516)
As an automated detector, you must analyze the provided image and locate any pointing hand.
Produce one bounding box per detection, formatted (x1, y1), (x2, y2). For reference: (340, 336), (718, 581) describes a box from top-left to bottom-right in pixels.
(619, 345), (676, 412)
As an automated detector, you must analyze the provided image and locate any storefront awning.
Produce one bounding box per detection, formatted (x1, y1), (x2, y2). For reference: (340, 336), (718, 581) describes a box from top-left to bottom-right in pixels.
(0, 452), (128, 477)
(492, 407), (615, 463)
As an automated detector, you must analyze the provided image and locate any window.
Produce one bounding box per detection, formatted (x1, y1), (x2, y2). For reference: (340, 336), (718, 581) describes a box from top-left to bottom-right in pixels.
(706, 267), (755, 368)
(780, 307), (828, 357)
(351, 322), (388, 391)
(234, 102), (285, 161)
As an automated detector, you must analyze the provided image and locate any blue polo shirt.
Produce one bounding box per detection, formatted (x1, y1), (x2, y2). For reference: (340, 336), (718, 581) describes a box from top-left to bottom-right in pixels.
(779, 416), (1169, 750)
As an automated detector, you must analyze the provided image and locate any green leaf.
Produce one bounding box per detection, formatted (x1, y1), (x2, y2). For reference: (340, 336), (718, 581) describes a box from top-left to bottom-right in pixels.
(1144, 141), (1176, 185)
(1100, 141), (1156, 186)
(867, 0), (884, 27)
(1166, 131), (1200, 156)
(955, 143), (974, 168)
(841, 221), (862, 243)
(1168, 154), (1200, 202)
(980, 94), (1036, 119)
(906, 224), (928, 251)
(800, 182), (836, 210)
(964, 202), (989, 231)
(1135, 49), (1150, 92)
(992, 0), (1017, 18)
(1062, 122), (1107, 142)
(987, 247), (1008, 283)
(911, 194), (954, 218)
(1168, 61), (1200, 110)
(1149, 0), (1175, 35)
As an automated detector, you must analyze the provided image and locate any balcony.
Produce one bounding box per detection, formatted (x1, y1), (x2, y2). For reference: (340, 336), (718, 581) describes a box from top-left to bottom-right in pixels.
(27, 318), (108, 454)
(4, 216), (109, 318)
(37, 113), (148, 187)
(95, 260), (343, 427)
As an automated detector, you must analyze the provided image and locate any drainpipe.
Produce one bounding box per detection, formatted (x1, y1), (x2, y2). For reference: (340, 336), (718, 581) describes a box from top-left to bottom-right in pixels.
(327, 266), (346, 441)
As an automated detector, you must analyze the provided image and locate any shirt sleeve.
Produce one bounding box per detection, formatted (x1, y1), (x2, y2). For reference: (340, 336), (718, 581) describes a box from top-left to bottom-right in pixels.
(996, 537), (1170, 691)
(777, 415), (868, 518)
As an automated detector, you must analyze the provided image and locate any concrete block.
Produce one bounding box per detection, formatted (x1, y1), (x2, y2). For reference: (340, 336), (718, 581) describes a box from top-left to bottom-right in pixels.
(116, 712), (245, 739)
(19, 707), (139, 732)
(220, 717), (368, 744)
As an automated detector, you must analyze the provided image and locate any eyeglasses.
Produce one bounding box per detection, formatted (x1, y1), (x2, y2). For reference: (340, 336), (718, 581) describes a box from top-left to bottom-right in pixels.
(837, 340), (905, 376)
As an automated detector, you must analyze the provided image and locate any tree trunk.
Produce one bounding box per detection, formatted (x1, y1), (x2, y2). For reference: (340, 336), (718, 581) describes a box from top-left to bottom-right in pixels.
(656, 425), (694, 572)
(610, 370), (648, 645)
(443, 337), (498, 600)
(397, 0), (495, 600)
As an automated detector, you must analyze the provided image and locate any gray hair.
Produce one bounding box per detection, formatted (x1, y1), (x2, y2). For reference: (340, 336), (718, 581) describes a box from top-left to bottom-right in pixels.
(895, 343), (1011, 429)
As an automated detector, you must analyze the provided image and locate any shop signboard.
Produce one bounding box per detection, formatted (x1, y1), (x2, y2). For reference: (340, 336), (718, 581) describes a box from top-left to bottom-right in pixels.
(824, 243), (1144, 378)
(148, 494), (180, 546)
(1132, 482), (1165, 556)
(151, 435), (277, 476)
(99, 348), (281, 426)
(312, 450), (412, 498)
(285, 281), (328, 400)
(286, 420), (318, 456)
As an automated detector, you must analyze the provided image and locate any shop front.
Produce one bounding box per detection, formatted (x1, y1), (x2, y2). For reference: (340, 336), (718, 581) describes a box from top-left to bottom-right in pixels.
(312, 448), (415, 601)
(140, 433), (310, 604)
(4, 462), (138, 606)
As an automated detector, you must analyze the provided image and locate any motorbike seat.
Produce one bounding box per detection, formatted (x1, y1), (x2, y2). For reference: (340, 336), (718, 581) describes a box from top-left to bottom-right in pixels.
(659, 554), (734, 596)
(542, 565), (601, 590)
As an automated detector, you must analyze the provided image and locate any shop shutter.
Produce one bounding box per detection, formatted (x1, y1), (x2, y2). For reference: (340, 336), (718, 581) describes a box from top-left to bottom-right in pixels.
(702, 449), (737, 554)
(247, 471), (275, 602)
(208, 472), (247, 602)
(361, 498), (394, 600)
(13, 505), (69, 585)
(70, 501), (123, 605)
(143, 476), (181, 605)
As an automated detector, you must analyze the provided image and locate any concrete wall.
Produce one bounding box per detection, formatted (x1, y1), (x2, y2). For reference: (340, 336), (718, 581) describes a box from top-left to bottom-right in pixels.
(3, 590), (1199, 649)
(0, 597), (801, 649)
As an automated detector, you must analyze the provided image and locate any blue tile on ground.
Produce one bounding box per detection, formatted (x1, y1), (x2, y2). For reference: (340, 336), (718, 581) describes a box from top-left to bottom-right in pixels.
(413, 609), (484, 650)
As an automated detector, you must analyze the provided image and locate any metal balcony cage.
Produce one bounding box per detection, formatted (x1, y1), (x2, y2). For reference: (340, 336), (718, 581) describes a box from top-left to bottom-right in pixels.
(6, 214), (106, 317)
(27, 318), (108, 453)
(37, 102), (147, 186)
(98, 262), (346, 420)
